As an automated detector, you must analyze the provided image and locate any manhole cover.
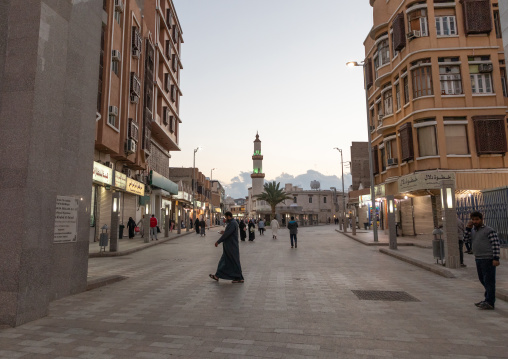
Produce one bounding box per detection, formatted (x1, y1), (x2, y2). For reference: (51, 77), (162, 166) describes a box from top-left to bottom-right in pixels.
(351, 290), (420, 302)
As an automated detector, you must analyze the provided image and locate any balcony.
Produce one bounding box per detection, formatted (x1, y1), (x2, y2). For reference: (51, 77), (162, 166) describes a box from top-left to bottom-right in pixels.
(151, 120), (180, 151)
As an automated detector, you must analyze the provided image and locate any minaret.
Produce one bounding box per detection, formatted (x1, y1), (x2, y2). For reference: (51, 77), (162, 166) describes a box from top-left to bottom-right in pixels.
(251, 132), (265, 197)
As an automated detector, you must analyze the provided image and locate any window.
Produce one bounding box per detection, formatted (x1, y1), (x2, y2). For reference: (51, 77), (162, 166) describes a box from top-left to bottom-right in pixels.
(323, 197), (327, 203)
(501, 67), (508, 97)
(108, 114), (117, 128)
(391, 32), (399, 58)
(417, 124), (438, 157)
(112, 60), (119, 76)
(469, 56), (493, 94)
(293, 197), (297, 203)
(439, 64), (462, 95)
(383, 87), (393, 115)
(411, 59), (433, 98)
(408, 9), (428, 36)
(494, 10), (502, 39)
(470, 73), (493, 94)
(309, 197), (313, 204)
(445, 124), (469, 155)
(386, 138), (398, 162)
(378, 38), (390, 67)
(403, 75), (409, 104)
(435, 16), (457, 36)
(114, 10), (122, 25)
(380, 146), (386, 172)
(395, 82), (401, 110)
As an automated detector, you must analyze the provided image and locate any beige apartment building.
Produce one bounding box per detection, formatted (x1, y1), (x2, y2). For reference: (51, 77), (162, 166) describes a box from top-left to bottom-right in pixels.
(91, 0), (183, 242)
(363, 0), (508, 238)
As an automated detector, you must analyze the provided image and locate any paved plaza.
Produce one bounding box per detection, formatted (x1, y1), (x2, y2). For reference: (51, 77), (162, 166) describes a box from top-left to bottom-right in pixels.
(1, 226), (508, 359)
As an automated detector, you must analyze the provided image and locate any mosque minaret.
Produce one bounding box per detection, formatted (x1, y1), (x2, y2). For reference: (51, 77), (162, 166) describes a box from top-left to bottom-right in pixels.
(251, 132), (265, 197)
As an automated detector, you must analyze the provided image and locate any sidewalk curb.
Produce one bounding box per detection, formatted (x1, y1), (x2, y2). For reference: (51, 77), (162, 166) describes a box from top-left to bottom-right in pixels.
(89, 231), (193, 258)
(379, 248), (455, 278)
(336, 229), (414, 247)
(87, 275), (128, 291)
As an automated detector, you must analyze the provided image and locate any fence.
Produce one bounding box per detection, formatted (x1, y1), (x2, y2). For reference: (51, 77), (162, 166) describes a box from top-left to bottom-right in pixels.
(456, 186), (508, 247)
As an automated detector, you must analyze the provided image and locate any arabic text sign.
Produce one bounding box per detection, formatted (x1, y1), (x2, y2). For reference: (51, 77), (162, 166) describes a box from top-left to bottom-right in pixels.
(93, 162), (113, 185)
(126, 178), (145, 195)
(54, 196), (79, 243)
(398, 172), (456, 192)
(114, 171), (127, 189)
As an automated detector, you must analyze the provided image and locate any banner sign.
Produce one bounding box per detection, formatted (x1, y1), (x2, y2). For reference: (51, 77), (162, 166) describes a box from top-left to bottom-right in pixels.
(126, 178), (145, 195)
(114, 171), (127, 189)
(398, 171), (456, 192)
(93, 162), (112, 185)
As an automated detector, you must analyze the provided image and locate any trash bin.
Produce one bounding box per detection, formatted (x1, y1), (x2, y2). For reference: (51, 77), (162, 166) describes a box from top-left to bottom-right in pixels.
(119, 224), (125, 239)
(99, 225), (109, 252)
(432, 228), (444, 264)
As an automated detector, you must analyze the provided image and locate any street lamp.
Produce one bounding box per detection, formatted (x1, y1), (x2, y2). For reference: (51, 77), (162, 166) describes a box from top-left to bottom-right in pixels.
(333, 148), (347, 233)
(211, 168), (216, 181)
(346, 60), (378, 242)
(192, 147), (202, 222)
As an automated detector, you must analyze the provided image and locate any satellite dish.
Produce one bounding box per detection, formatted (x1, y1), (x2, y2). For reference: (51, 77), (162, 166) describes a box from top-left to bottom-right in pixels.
(310, 180), (321, 190)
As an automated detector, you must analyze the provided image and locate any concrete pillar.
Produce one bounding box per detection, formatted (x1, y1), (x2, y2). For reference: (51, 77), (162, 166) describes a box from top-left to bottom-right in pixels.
(176, 204), (181, 234)
(186, 210), (190, 232)
(0, 0), (103, 327)
(143, 206), (150, 243)
(352, 206), (357, 236)
(164, 204), (170, 237)
(109, 192), (121, 252)
(387, 195), (397, 250)
(441, 180), (460, 269)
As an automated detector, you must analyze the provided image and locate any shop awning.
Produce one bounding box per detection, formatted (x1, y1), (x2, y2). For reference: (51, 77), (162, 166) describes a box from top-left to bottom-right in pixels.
(150, 170), (178, 195)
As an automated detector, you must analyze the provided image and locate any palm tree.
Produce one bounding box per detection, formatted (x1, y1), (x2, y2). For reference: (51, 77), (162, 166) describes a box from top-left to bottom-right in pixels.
(254, 181), (292, 219)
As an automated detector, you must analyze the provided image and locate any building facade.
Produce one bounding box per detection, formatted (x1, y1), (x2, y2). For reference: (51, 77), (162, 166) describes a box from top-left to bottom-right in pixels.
(365, 0), (508, 237)
(92, 0), (183, 242)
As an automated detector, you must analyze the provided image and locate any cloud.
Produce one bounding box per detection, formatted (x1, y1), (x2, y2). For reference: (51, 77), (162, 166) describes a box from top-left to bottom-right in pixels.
(225, 170), (352, 198)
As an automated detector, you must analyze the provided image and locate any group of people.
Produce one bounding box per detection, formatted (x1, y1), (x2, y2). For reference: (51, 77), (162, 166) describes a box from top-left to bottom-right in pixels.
(193, 217), (210, 237)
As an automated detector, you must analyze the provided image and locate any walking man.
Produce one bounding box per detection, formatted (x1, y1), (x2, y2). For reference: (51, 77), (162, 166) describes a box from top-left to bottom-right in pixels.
(287, 216), (298, 248)
(463, 211), (501, 310)
(209, 211), (244, 283)
(258, 218), (265, 236)
(150, 214), (158, 241)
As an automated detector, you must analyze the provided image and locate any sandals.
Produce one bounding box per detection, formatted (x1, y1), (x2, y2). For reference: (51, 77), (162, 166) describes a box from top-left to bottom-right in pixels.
(209, 274), (219, 282)
(232, 280), (244, 284)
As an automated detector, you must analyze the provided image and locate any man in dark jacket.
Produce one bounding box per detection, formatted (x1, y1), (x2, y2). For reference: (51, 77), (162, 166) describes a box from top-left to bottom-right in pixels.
(209, 212), (244, 283)
(464, 211), (501, 310)
(287, 216), (298, 248)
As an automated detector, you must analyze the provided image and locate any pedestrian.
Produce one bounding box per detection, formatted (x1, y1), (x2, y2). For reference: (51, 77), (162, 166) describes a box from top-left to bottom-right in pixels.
(206, 217), (210, 230)
(270, 217), (280, 239)
(248, 220), (255, 241)
(169, 219), (174, 232)
(150, 214), (158, 241)
(199, 217), (206, 236)
(189, 218), (193, 229)
(457, 217), (466, 267)
(194, 218), (200, 235)
(239, 220), (247, 241)
(287, 216), (298, 248)
(127, 217), (136, 238)
(209, 211), (244, 283)
(463, 211), (501, 310)
(258, 219), (265, 236)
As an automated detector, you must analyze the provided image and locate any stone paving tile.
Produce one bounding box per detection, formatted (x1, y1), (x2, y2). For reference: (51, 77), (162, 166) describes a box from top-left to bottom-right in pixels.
(1, 227), (508, 358)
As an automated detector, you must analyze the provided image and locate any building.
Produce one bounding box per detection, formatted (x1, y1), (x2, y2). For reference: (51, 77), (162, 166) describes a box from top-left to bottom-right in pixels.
(364, 0), (508, 239)
(350, 142), (371, 191)
(248, 133), (266, 217)
(92, 0), (184, 242)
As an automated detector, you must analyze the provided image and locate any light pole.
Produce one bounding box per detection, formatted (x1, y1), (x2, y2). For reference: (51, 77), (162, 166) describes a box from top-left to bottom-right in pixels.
(334, 148), (347, 233)
(192, 147), (201, 222)
(210, 168), (216, 181)
(346, 60), (378, 242)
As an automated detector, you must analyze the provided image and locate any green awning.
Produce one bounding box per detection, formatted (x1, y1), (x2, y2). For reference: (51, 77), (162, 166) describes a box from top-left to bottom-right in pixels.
(150, 170), (178, 195)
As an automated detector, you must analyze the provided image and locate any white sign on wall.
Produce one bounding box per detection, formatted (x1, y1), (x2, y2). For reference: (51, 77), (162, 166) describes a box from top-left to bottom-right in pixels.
(398, 171), (456, 193)
(93, 162), (113, 185)
(54, 196), (79, 243)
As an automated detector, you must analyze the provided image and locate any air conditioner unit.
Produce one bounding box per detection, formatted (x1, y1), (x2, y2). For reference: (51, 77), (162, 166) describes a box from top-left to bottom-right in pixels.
(479, 63), (493, 73)
(104, 161), (114, 169)
(387, 158), (398, 166)
(123, 168), (132, 177)
(132, 49), (140, 59)
(114, 0), (124, 12)
(108, 106), (118, 116)
(407, 30), (420, 40)
(112, 50), (122, 62)
(125, 139), (136, 155)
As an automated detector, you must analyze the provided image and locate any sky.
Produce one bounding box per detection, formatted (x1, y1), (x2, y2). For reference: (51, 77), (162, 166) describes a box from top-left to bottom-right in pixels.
(170, 0), (373, 197)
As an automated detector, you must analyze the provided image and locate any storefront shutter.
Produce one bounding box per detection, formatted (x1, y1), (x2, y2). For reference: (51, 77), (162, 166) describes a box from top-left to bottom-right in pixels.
(398, 122), (414, 161)
(472, 116), (507, 154)
(365, 58), (373, 89)
(372, 146), (379, 175)
(393, 13), (406, 52)
(460, 0), (492, 34)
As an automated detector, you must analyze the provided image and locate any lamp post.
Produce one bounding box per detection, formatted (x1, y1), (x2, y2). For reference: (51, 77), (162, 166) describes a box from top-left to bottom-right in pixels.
(346, 60), (378, 242)
(333, 148), (346, 233)
(211, 168), (216, 181)
(192, 147), (201, 222)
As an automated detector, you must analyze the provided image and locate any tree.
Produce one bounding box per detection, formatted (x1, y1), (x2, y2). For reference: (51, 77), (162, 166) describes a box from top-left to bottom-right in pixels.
(254, 181), (292, 219)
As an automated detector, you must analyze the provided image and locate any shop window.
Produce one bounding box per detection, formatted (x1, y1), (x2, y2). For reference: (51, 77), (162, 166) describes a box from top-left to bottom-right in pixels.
(417, 124), (438, 157)
(445, 124), (469, 155)
(411, 59), (433, 98)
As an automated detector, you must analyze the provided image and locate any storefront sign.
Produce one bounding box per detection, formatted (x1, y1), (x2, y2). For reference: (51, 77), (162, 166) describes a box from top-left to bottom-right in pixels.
(177, 191), (190, 201)
(93, 162), (112, 185)
(359, 194), (371, 204)
(126, 178), (145, 195)
(54, 196), (79, 243)
(369, 185), (385, 198)
(114, 171), (127, 190)
(398, 171), (456, 192)
(196, 201), (202, 208)
(215, 208), (222, 213)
